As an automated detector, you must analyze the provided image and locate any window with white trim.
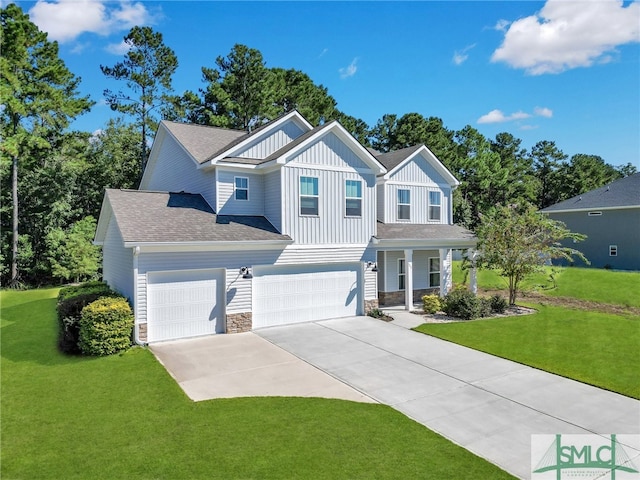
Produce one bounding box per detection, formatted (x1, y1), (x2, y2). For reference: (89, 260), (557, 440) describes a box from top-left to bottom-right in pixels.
(588, 211), (603, 216)
(397, 189), (410, 220)
(300, 176), (319, 216)
(398, 258), (406, 290)
(345, 180), (362, 217)
(429, 191), (441, 221)
(609, 245), (618, 256)
(429, 257), (440, 287)
(234, 176), (249, 200)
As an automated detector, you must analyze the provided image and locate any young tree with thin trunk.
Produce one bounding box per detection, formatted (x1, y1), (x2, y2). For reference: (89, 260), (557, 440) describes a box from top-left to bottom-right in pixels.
(0, 4), (92, 286)
(476, 204), (587, 305)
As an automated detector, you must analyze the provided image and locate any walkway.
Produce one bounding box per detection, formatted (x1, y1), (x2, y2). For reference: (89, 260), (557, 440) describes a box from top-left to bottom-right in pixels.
(257, 315), (640, 480)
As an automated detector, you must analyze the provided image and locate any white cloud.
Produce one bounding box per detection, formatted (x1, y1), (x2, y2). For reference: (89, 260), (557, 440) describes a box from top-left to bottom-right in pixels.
(28, 0), (153, 44)
(491, 0), (640, 75)
(319, 48), (329, 58)
(452, 44), (476, 66)
(339, 58), (358, 79)
(105, 40), (131, 55)
(494, 19), (510, 33)
(477, 106), (553, 124)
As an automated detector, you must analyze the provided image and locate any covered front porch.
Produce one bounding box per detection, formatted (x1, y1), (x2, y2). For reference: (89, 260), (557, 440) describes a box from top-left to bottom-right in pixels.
(372, 222), (478, 311)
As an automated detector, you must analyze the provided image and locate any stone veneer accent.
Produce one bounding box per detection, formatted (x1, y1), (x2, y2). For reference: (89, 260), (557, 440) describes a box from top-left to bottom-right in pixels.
(364, 299), (379, 313)
(226, 312), (252, 334)
(138, 323), (148, 342)
(378, 288), (439, 306)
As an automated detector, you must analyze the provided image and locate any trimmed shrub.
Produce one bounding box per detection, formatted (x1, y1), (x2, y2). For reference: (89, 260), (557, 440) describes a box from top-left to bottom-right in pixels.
(489, 294), (508, 314)
(442, 289), (491, 320)
(56, 282), (117, 354)
(78, 297), (134, 356)
(422, 294), (442, 314)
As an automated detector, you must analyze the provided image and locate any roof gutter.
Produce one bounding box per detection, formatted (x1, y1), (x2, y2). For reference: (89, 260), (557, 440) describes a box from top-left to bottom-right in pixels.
(371, 237), (478, 249)
(123, 239), (294, 250)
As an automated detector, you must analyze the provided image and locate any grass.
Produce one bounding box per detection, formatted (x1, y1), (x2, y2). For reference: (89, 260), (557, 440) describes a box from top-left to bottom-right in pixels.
(416, 305), (640, 399)
(1, 288), (515, 479)
(452, 262), (640, 308)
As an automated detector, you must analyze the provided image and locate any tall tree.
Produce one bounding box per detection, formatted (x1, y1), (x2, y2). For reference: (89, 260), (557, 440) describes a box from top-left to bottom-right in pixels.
(476, 204), (587, 305)
(0, 4), (92, 286)
(557, 154), (621, 199)
(490, 132), (537, 205)
(101, 26), (178, 174)
(530, 140), (567, 209)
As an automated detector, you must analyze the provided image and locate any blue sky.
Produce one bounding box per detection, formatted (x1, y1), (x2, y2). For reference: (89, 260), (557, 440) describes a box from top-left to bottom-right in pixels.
(14, 0), (640, 167)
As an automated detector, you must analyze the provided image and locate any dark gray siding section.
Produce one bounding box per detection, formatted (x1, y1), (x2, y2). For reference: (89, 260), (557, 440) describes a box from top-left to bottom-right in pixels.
(547, 208), (640, 270)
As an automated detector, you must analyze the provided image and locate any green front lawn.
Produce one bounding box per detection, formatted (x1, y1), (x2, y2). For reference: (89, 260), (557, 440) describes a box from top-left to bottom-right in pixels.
(1, 289), (514, 479)
(415, 305), (640, 399)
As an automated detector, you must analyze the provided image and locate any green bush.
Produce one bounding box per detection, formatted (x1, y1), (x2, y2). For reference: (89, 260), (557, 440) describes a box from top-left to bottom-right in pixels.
(489, 294), (508, 314)
(56, 282), (117, 354)
(422, 294), (442, 314)
(79, 297), (134, 356)
(442, 289), (491, 320)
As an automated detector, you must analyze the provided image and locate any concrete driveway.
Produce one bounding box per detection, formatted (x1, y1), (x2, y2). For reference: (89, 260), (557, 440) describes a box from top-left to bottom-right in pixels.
(150, 332), (374, 403)
(256, 316), (640, 480)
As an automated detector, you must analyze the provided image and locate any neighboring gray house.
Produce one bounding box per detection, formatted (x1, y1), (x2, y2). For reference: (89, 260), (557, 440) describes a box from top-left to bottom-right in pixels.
(540, 172), (640, 270)
(95, 111), (476, 343)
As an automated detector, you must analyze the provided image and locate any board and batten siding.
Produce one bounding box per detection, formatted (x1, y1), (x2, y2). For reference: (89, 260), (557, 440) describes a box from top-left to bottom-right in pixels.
(390, 153), (450, 185)
(292, 132), (370, 170)
(264, 169), (282, 231)
(216, 169), (265, 215)
(141, 134), (216, 209)
(102, 218), (134, 302)
(237, 122), (305, 159)
(135, 245), (377, 324)
(379, 249), (440, 291)
(382, 183), (450, 224)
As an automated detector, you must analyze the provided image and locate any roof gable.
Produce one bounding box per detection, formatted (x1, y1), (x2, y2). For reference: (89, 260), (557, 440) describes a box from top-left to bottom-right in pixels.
(376, 145), (458, 186)
(541, 173), (640, 212)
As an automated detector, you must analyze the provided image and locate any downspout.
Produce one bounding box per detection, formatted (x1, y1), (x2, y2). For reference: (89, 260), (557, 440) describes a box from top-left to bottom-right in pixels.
(132, 246), (147, 346)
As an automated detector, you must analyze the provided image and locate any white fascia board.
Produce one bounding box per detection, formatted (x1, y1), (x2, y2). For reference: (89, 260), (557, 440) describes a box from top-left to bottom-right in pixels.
(383, 146), (459, 187)
(372, 238), (477, 249)
(127, 239), (293, 252)
(206, 111), (313, 165)
(541, 205), (640, 214)
(94, 192), (113, 243)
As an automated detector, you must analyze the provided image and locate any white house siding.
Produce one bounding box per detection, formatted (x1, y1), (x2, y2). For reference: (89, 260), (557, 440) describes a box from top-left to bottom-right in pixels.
(237, 122), (305, 159)
(281, 165), (376, 244)
(383, 183), (450, 224)
(264, 169), (282, 231)
(379, 249), (440, 291)
(391, 154), (449, 186)
(293, 132), (370, 170)
(102, 218), (134, 302)
(216, 169), (265, 215)
(135, 244), (377, 325)
(376, 182), (385, 222)
(141, 134), (216, 208)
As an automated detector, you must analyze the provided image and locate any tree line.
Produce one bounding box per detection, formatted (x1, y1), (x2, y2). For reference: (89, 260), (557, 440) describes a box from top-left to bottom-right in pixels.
(1, 4), (635, 287)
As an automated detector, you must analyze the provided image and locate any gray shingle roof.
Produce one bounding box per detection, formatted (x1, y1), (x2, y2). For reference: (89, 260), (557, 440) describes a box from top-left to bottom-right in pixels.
(375, 145), (423, 172)
(375, 222), (476, 242)
(263, 122), (334, 162)
(106, 189), (291, 244)
(541, 173), (640, 212)
(161, 121), (246, 164)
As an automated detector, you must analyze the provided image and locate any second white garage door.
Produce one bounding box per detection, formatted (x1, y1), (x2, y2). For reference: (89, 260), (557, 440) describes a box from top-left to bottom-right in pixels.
(252, 263), (361, 329)
(147, 269), (225, 343)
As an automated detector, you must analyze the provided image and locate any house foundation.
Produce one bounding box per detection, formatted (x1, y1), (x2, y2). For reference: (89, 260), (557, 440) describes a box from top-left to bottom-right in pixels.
(226, 312), (252, 334)
(378, 288), (439, 306)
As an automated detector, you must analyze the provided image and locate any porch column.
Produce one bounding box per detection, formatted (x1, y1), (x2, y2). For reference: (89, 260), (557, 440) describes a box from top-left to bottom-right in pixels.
(439, 248), (453, 297)
(468, 248), (478, 294)
(404, 249), (413, 310)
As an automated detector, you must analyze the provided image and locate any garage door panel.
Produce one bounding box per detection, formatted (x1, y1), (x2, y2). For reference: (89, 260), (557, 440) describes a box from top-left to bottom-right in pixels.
(253, 263), (361, 329)
(147, 269), (224, 342)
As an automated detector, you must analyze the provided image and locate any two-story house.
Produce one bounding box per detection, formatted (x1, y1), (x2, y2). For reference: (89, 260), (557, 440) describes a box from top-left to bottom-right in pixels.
(94, 111), (476, 344)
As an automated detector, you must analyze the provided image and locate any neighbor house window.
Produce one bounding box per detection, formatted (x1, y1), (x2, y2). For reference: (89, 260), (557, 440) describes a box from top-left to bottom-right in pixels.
(398, 258), (406, 290)
(300, 176), (319, 216)
(609, 245), (618, 256)
(234, 177), (249, 200)
(588, 211), (603, 216)
(397, 189), (410, 220)
(429, 257), (440, 287)
(429, 191), (441, 221)
(345, 180), (362, 217)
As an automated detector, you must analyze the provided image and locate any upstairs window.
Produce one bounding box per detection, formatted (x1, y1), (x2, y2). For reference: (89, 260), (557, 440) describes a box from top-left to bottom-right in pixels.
(610, 245), (618, 256)
(429, 191), (441, 221)
(345, 180), (362, 217)
(397, 189), (410, 220)
(234, 177), (249, 200)
(300, 176), (319, 216)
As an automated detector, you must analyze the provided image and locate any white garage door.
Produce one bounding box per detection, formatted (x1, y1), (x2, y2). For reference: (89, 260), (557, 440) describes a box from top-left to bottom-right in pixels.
(252, 263), (361, 329)
(147, 269), (224, 342)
